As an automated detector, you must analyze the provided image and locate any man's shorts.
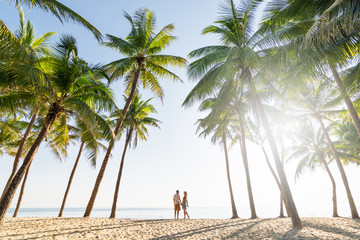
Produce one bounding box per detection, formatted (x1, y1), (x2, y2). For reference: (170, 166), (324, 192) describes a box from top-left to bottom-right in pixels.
(174, 204), (180, 211)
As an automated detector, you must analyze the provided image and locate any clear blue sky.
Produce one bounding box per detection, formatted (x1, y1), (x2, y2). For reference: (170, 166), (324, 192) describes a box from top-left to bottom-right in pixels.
(0, 0), (359, 218)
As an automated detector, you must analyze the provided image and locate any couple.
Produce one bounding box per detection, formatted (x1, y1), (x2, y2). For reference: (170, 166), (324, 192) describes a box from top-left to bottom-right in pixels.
(173, 190), (190, 219)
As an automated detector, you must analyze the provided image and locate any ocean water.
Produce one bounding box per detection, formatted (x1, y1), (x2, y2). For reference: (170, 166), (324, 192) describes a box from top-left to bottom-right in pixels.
(7, 207), (233, 219)
(6, 206), (333, 219)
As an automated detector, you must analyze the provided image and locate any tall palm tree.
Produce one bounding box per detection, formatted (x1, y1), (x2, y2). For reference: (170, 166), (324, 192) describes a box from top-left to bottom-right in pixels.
(0, 34), (114, 224)
(58, 116), (109, 217)
(183, 0), (302, 227)
(109, 94), (161, 218)
(197, 98), (239, 219)
(287, 121), (338, 217)
(83, 8), (186, 217)
(288, 80), (358, 218)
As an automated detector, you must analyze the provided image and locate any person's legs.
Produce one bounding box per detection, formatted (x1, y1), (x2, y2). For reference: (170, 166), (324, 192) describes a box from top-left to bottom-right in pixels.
(183, 208), (186, 219)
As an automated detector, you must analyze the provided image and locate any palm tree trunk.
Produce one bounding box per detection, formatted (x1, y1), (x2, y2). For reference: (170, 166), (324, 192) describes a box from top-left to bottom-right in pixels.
(329, 63), (360, 138)
(110, 129), (133, 218)
(58, 142), (84, 217)
(1, 108), (39, 202)
(13, 161), (32, 218)
(279, 193), (285, 218)
(83, 67), (141, 217)
(317, 116), (358, 218)
(222, 133), (239, 219)
(250, 81), (302, 228)
(317, 149), (338, 217)
(0, 109), (58, 224)
(261, 147), (288, 217)
(237, 114), (257, 218)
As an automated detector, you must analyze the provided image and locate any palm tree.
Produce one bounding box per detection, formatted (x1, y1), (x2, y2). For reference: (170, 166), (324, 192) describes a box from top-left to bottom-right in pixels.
(0, 34), (114, 224)
(0, 8), (55, 202)
(109, 94), (161, 218)
(288, 80), (358, 218)
(197, 98), (238, 219)
(58, 116), (109, 217)
(83, 8), (186, 217)
(183, 0), (302, 227)
(287, 121), (338, 217)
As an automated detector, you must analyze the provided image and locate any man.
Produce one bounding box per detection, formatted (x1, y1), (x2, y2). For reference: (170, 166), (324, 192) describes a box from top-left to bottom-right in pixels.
(173, 190), (181, 219)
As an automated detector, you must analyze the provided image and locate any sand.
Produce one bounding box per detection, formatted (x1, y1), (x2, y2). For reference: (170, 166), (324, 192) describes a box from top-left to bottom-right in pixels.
(1, 217), (360, 239)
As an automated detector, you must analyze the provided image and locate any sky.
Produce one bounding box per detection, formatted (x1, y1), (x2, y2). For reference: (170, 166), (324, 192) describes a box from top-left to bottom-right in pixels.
(0, 0), (359, 218)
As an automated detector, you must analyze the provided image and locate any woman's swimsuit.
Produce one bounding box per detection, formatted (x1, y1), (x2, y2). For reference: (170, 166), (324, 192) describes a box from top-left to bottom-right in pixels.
(182, 197), (188, 210)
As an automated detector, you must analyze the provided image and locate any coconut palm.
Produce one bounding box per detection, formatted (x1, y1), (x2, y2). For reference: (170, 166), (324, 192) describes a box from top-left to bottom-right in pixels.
(83, 8), (186, 217)
(58, 116), (109, 217)
(0, 34), (114, 224)
(288, 80), (358, 218)
(287, 121), (339, 217)
(197, 98), (239, 219)
(183, 0), (302, 227)
(109, 94), (161, 218)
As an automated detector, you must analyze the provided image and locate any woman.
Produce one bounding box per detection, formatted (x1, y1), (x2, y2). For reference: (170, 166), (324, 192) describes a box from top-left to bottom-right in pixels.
(181, 191), (190, 219)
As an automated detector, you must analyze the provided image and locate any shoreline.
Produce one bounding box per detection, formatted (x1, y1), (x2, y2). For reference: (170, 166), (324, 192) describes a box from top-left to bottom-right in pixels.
(1, 217), (360, 239)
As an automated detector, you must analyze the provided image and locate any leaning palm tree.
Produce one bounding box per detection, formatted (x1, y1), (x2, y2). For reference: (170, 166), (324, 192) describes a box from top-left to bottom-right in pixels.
(183, 0), (302, 227)
(0, 34), (114, 224)
(197, 98), (238, 219)
(109, 94), (161, 218)
(83, 8), (186, 217)
(287, 121), (339, 217)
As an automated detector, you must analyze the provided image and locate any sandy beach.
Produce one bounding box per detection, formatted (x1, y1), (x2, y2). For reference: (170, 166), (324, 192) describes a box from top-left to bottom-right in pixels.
(1, 217), (360, 239)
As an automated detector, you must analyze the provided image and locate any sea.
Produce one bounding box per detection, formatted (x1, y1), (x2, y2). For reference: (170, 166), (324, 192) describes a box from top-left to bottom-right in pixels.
(6, 206), (334, 219)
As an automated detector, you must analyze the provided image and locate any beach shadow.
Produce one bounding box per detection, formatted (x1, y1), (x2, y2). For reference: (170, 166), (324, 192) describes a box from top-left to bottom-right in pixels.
(150, 219), (269, 240)
(1, 218), (171, 239)
(302, 219), (360, 239)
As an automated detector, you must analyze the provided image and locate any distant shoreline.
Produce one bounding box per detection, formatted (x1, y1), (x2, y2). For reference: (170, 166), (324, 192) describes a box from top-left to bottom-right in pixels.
(2, 217), (360, 239)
